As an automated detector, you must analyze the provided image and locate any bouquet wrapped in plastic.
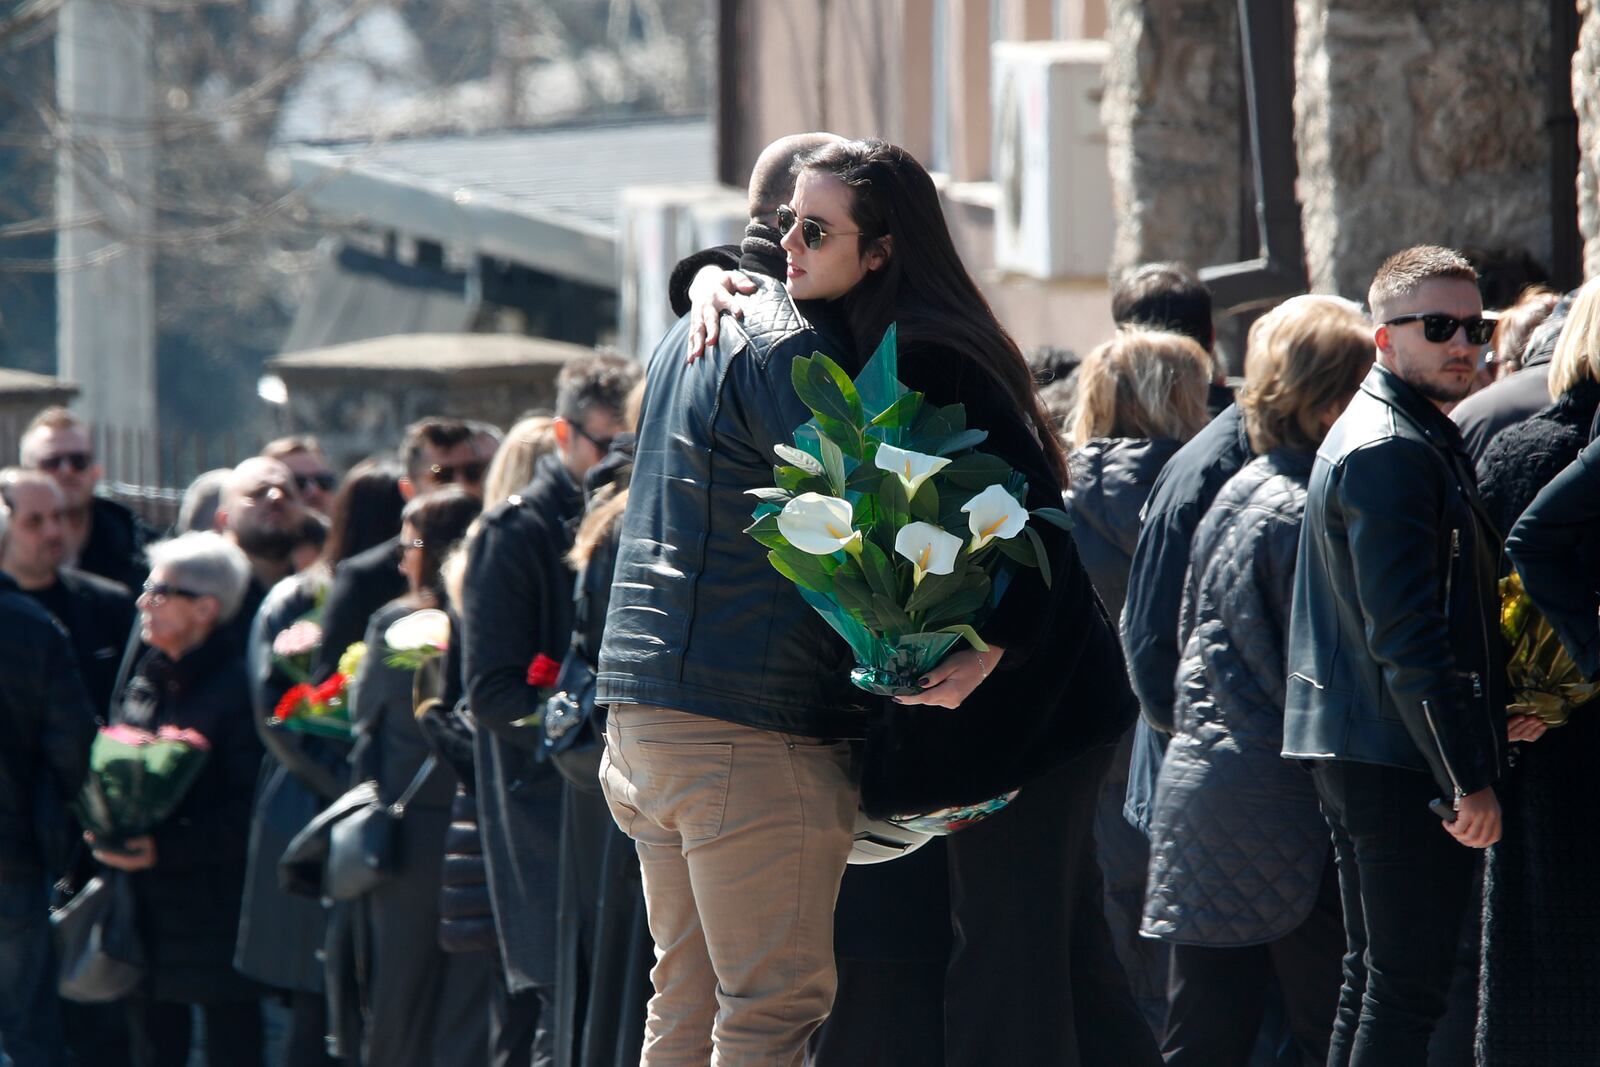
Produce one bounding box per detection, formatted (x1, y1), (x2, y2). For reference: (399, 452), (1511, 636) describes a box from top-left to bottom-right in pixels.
(1500, 571), (1600, 726)
(746, 324), (1071, 697)
(75, 724), (212, 851)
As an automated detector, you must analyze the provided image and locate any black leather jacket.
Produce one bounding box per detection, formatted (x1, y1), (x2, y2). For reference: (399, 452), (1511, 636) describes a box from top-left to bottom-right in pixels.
(597, 275), (866, 737)
(1283, 365), (1506, 802)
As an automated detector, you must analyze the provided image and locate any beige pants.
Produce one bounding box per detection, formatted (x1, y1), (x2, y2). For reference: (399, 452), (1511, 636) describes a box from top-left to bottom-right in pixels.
(599, 705), (858, 1067)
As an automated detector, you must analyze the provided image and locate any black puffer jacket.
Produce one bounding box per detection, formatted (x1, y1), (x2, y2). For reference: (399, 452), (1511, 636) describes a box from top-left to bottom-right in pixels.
(0, 573), (97, 882)
(1066, 437), (1182, 620)
(1477, 376), (1600, 539)
(1284, 365), (1507, 802)
(115, 629), (263, 1003)
(597, 273), (866, 737)
(1144, 449), (1328, 945)
(416, 701), (496, 955)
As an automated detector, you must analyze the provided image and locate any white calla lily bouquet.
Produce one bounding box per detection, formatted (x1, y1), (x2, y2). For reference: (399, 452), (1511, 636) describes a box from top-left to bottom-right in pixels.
(747, 324), (1072, 696)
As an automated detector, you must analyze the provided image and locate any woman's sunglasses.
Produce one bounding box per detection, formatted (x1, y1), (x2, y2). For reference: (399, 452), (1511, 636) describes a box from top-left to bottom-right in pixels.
(1382, 312), (1495, 346)
(776, 204), (861, 251)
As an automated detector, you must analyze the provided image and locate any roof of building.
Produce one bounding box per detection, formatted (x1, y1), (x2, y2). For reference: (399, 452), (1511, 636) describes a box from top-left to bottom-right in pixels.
(279, 116), (715, 290)
(267, 332), (589, 379)
(0, 367), (78, 397)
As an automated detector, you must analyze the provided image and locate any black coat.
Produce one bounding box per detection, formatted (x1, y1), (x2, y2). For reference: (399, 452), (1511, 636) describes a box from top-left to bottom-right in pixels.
(22, 567), (136, 719)
(78, 496), (156, 592)
(1476, 377), (1600, 539)
(415, 698), (496, 955)
(1120, 405), (1254, 731)
(113, 629), (263, 1003)
(0, 572), (97, 881)
(314, 537), (406, 681)
(1505, 435), (1600, 679)
(1143, 449), (1329, 946)
(462, 453), (582, 991)
(1066, 436), (1182, 621)
(235, 571), (344, 993)
(1283, 365), (1507, 800)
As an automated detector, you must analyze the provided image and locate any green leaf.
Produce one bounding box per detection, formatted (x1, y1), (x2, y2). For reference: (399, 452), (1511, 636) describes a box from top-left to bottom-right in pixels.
(846, 460), (883, 492)
(819, 434), (847, 495)
(995, 534), (1039, 568)
(832, 568), (876, 616)
(776, 466), (826, 493)
(858, 538), (900, 601)
(746, 487), (793, 505)
(869, 393), (924, 433)
(871, 594), (918, 637)
(819, 353), (865, 426)
(774, 444), (823, 474)
(768, 547), (836, 595)
(909, 480), (940, 523)
(904, 566), (970, 614)
(929, 428), (989, 456)
(879, 473), (911, 527)
(794, 356), (860, 432)
(936, 624), (989, 652)
(1023, 526), (1053, 588)
(922, 579), (993, 627)
(1031, 506), (1075, 532)
(941, 452), (1013, 489)
(745, 512), (787, 550)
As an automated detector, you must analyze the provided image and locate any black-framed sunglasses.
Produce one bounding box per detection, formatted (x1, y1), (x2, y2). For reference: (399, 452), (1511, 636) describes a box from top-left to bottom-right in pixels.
(141, 581), (206, 604)
(573, 424), (614, 455)
(776, 204), (862, 251)
(37, 451), (92, 473)
(294, 471), (337, 493)
(429, 460), (487, 485)
(1382, 312), (1495, 346)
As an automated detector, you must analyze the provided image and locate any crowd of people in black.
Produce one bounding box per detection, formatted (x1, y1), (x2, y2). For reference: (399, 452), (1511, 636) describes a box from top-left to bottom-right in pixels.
(2, 132), (1598, 1067)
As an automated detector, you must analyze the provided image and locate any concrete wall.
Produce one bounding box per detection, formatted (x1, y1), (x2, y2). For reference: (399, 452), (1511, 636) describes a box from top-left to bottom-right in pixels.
(1102, 0), (1242, 276)
(1294, 0), (1553, 299)
(1579, 0), (1600, 280)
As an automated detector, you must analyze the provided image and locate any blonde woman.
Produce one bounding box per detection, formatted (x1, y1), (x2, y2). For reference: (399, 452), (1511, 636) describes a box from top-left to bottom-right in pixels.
(1141, 298), (1373, 1066)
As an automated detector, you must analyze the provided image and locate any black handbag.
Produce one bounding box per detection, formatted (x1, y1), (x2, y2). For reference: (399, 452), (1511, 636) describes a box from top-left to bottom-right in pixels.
(51, 870), (145, 1003)
(279, 755), (436, 902)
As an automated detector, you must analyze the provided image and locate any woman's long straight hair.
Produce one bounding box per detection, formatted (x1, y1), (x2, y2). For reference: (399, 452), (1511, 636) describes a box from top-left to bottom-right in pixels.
(798, 139), (1071, 484)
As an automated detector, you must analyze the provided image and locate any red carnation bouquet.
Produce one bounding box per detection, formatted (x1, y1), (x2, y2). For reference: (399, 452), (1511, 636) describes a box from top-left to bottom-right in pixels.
(268, 609), (362, 742)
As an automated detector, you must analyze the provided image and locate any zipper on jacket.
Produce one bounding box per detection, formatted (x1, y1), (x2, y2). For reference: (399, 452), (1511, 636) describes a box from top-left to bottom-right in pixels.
(1421, 699), (1466, 809)
(1443, 528), (1459, 607)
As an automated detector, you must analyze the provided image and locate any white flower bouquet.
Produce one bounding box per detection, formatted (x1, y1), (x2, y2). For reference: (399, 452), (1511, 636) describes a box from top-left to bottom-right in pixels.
(747, 324), (1071, 697)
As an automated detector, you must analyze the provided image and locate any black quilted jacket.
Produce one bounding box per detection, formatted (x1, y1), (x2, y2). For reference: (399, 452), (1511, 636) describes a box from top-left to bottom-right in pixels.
(1143, 448), (1330, 946)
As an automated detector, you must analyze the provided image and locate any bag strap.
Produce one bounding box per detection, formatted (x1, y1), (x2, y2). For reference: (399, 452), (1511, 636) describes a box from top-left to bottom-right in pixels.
(387, 755), (437, 819)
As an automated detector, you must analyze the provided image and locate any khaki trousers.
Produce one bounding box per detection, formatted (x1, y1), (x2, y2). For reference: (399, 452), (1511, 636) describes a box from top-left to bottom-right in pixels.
(599, 705), (858, 1067)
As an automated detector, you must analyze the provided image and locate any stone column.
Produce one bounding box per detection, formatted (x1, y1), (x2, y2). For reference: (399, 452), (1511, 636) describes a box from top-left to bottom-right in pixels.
(1102, 0), (1242, 276)
(55, 0), (156, 483)
(1578, 0), (1600, 280)
(1294, 0), (1552, 299)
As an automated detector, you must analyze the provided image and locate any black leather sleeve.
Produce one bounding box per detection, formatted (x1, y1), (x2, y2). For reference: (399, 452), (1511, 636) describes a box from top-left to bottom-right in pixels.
(1506, 438), (1600, 680)
(667, 245), (742, 317)
(461, 517), (551, 751)
(1337, 440), (1495, 798)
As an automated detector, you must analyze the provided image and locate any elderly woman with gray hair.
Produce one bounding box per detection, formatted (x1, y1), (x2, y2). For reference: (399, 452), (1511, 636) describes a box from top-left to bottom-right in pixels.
(89, 531), (267, 1066)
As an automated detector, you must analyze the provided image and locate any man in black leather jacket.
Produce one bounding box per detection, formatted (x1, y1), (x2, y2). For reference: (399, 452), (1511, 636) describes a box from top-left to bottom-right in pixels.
(0, 498), (98, 1067)
(596, 133), (870, 1066)
(1283, 246), (1520, 1065)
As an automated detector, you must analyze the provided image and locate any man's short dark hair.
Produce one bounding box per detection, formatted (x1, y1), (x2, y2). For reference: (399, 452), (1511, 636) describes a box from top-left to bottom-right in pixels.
(555, 352), (642, 425)
(1112, 263), (1215, 353)
(1367, 245), (1478, 322)
(261, 434), (327, 463)
(400, 417), (473, 482)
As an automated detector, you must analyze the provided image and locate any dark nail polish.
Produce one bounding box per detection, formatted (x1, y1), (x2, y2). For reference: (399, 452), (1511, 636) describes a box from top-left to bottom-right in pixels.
(917, 677), (930, 687)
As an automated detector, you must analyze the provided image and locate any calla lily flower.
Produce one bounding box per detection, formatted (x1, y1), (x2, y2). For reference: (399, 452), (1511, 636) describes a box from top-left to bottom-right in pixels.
(962, 484), (1028, 551)
(874, 444), (951, 497)
(894, 522), (963, 585)
(385, 608), (451, 652)
(778, 493), (862, 555)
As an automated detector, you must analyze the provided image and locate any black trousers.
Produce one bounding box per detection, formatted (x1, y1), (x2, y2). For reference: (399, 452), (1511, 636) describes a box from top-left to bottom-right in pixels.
(1160, 854), (1345, 1067)
(1312, 761), (1480, 1067)
(491, 977), (555, 1067)
(126, 999), (263, 1067)
(944, 745), (1163, 1067)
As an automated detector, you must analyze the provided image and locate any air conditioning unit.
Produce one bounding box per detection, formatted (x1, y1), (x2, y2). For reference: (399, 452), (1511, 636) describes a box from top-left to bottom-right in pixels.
(618, 185), (748, 361)
(992, 39), (1114, 280)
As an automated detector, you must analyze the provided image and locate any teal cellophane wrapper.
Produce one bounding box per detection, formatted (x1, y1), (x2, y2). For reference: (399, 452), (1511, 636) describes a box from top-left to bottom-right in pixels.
(271, 713), (354, 742)
(797, 584), (962, 696)
(887, 790), (1020, 834)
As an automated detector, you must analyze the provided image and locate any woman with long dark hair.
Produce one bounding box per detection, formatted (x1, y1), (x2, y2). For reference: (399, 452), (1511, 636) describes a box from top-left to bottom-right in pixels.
(778, 138), (1157, 1065)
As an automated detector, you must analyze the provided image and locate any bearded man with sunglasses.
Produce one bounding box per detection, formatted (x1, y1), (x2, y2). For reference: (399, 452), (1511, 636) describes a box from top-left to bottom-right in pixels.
(19, 407), (157, 592)
(1283, 245), (1525, 1065)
